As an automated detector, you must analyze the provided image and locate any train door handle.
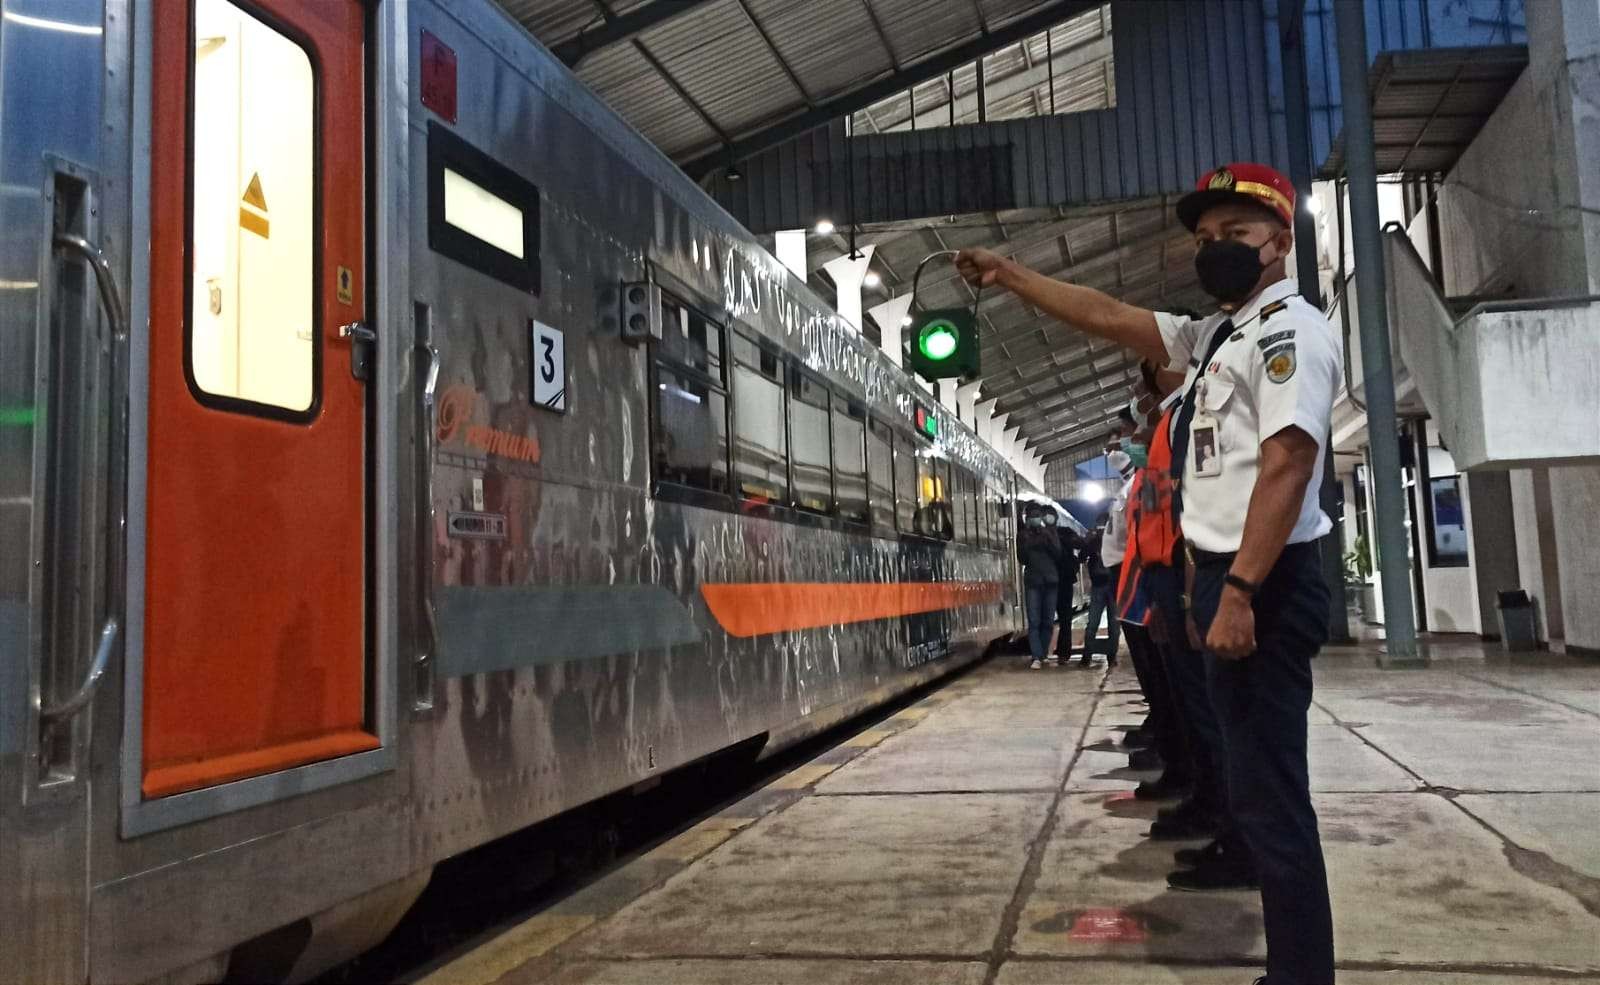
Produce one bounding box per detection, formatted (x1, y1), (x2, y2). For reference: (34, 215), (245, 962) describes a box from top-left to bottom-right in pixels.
(53, 233), (128, 342)
(340, 320), (376, 381)
(41, 617), (119, 723)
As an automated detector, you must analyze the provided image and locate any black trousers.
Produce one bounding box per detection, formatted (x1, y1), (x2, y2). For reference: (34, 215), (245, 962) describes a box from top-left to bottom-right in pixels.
(1124, 620), (1190, 784)
(1192, 541), (1335, 985)
(1144, 564), (1231, 824)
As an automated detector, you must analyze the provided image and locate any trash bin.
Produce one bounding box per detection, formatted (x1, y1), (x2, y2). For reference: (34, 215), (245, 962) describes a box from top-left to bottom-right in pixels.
(1496, 590), (1538, 652)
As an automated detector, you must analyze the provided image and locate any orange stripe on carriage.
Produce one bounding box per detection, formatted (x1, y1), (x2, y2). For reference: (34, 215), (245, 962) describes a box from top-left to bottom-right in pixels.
(700, 581), (1004, 638)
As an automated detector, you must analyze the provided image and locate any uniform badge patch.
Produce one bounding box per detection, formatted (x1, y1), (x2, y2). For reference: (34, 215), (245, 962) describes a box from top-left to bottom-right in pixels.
(1265, 345), (1297, 384)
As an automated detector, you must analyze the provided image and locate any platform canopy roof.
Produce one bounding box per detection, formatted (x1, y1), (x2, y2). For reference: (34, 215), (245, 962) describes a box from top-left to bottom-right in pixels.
(1322, 45), (1527, 177)
(506, 0), (1109, 166)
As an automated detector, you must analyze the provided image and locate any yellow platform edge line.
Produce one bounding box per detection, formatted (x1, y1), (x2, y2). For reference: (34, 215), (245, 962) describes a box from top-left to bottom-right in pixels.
(840, 729), (893, 749)
(416, 913), (595, 985)
(766, 761), (839, 790)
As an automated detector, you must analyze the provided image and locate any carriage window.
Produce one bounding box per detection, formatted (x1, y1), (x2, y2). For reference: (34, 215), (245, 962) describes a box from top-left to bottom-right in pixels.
(979, 482), (992, 550)
(951, 467), (971, 544)
(789, 368), (833, 514)
(959, 469), (977, 545)
(866, 418), (895, 531)
(653, 366), (729, 494)
(651, 298), (729, 496)
(832, 395), (868, 524)
(732, 334), (788, 504)
(914, 454), (953, 540)
(188, 0), (315, 414)
(660, 297), (723, 377)
(893, 440), (918, 533)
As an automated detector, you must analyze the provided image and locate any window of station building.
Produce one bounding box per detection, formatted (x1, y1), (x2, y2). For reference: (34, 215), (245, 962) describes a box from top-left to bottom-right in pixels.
(866, 417), (895, 532)
(188, 0), (316, 415)
(789, 366), (833, 515)
(651, 297), (729, 498)
(731, 333), (788, 505)
(832, 394), (869, 525)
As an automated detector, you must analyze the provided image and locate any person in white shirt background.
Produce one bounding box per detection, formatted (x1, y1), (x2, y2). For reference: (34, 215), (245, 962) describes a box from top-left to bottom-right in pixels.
(957, 161), (1340, 985)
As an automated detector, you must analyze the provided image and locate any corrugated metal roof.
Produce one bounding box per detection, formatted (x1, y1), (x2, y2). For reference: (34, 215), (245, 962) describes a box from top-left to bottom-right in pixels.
(1321, 45), (1527, 177)
(744, 0), (896, 101)
(505, 0), (1115, 161)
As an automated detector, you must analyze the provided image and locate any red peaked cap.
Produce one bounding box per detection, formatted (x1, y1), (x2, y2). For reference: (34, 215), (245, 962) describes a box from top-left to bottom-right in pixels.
(1175, 163), (1295, 231)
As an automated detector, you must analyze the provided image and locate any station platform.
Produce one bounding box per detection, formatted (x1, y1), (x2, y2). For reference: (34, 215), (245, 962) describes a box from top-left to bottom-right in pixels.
(418, 641), (1600, 985)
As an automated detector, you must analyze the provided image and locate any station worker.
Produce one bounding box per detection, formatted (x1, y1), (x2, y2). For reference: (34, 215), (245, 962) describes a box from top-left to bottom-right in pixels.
(956, 161), (1340, 985)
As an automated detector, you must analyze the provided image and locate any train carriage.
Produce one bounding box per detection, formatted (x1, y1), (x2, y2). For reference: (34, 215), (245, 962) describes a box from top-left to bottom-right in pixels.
(0, 0), (1033, 980)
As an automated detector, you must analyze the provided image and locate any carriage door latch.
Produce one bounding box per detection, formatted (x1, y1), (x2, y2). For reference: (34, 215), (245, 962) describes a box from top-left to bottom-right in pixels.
(340, 320), (376, 381)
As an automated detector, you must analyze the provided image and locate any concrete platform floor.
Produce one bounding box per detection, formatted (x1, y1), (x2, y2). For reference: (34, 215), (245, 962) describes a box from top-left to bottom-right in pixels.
(419, 641), (1600, 985)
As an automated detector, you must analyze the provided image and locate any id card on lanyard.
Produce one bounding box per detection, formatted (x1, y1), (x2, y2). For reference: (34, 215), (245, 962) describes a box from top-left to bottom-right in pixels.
(1191, 378), (1222, 479)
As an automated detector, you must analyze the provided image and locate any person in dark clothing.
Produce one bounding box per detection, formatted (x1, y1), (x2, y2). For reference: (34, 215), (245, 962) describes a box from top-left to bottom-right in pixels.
(1081, 516), (1120, 664)
(1017, 510), (1063, 670)
(1054, 525), (1084, 659)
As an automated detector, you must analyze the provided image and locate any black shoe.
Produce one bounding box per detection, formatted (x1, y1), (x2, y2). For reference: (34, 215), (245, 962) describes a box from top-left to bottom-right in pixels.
(1128, 748), (1164, 771)
(1120, 728), (1154, 750)
(1167, 851), (1259, 892)
(1148, 810), (1219, 841)
(1134, 775), (1188, 801)
(1173, 838), (1222, 868)
(1156, 797), (1211, 824)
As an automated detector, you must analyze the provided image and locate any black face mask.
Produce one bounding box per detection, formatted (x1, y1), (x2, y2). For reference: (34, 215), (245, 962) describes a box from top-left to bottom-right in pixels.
(1195, 238), (1273, 304)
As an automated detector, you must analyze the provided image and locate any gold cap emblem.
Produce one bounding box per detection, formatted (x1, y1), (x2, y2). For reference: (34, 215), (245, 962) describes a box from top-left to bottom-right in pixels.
(1208, 168), (1236, 191)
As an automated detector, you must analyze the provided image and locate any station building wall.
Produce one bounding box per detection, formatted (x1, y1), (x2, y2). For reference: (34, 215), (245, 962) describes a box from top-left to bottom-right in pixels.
(1434, 0), (1600, 654)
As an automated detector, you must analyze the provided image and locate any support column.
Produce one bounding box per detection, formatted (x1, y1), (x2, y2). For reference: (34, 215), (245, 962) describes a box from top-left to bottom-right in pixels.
(1336, 0), (1420, 664)
(773, 230), (808, 281)
(937, 380), (959, 413)
(821, 244), (875, 333)
(1281, 0), (1352, 643)
(866, 293), (913, 367)
(975, 398), (998, 443)
(956, 381), (981, 425)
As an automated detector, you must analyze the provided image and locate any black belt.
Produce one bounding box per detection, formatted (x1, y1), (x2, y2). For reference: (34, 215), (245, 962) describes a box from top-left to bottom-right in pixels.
(1191, 540), (1317, 568)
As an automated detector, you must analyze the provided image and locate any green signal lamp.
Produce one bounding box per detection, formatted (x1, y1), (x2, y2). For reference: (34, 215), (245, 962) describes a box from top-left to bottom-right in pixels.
(904, 307), (980, 382)
(903, 251), (982, 384)
(918, 320), (960, 361)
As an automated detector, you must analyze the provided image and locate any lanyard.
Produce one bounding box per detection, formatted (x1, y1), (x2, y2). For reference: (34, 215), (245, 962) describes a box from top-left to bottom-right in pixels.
(1167, 319), (1234, 521)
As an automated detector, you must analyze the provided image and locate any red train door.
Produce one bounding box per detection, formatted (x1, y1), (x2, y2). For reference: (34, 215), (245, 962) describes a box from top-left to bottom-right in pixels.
(143, 0), (375, 798)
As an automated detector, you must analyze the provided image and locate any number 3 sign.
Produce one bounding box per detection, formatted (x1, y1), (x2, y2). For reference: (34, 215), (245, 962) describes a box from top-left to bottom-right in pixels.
(530, 320), (565, 413)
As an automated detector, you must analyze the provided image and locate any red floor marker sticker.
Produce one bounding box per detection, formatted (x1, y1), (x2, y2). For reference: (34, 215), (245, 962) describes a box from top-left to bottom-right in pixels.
(1067, 907), (1149, 942)
(1103, 791), (1137, 803)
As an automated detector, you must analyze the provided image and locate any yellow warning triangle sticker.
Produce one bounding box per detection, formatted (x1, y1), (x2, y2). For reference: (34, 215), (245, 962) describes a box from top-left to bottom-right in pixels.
(239, 172), (270, 238)
(241, 172), (267, 212)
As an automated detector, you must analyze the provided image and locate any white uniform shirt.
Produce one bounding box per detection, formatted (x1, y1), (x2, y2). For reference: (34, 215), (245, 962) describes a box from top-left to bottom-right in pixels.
(1099, 469), (1137, 567)
(1152, 279), (1341, 555)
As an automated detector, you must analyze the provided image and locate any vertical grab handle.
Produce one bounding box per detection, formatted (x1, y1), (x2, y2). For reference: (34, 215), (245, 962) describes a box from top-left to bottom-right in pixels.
(54, 233), (128, 342)
(413, 302), (439, 713)
(40, 232), (126, 729)
(27, 173), (130, 798)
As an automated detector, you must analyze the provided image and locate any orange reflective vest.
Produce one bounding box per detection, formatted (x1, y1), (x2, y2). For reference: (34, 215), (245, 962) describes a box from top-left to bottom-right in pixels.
(1117, 405), (1181, 619)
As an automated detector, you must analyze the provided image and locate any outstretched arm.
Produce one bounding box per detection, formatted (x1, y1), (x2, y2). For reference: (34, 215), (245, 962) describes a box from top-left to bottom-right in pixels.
(956, 248), (1169, 364)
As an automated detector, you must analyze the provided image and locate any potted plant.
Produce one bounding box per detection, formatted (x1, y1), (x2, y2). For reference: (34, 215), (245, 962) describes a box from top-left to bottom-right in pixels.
(1343, 536), (1376, 622)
